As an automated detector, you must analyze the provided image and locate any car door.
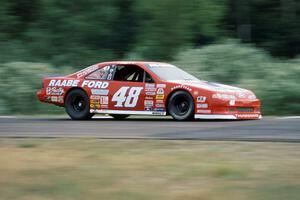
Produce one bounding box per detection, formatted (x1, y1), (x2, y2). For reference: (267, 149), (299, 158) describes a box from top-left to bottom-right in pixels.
(107, 64), (147, 113)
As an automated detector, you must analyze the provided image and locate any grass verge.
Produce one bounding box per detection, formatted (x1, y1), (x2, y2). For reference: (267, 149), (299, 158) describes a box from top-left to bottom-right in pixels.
(0, 139), (299, 200)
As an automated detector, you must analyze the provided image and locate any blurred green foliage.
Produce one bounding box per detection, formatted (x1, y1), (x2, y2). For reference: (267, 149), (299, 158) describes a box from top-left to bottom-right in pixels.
(0, 0), (299, 115)
(0, 41), (299, 115)
(225, 0), (300, 57)
(0, 0), (226, 65)
(0, 62), (72, 114)
(174, 40), (300, 115)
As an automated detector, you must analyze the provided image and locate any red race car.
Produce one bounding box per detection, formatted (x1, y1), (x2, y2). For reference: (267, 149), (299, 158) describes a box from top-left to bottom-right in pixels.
(37, 61), (261, 120)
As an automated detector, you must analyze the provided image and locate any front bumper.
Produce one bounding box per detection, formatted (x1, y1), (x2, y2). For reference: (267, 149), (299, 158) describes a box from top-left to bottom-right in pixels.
(194, 113), (262, 120)
(194, 97), (262, 120)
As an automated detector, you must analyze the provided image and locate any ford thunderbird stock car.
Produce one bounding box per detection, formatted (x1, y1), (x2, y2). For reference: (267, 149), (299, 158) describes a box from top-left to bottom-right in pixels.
(36, 61), (261, 120)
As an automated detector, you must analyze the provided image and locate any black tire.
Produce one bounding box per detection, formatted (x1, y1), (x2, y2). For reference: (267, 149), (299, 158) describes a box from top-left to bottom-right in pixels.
(65, 89), (94, 120)
(109, 114), (130, 120)
(168, 90), (195, 121)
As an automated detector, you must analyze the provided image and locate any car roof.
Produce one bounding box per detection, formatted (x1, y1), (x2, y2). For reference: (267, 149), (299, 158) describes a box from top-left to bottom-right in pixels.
(96, 61), (171, 66)
(68, 61), (172, 78)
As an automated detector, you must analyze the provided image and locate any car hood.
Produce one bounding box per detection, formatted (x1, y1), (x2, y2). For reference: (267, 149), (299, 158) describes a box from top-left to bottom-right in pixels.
(169, 80), (257, 100)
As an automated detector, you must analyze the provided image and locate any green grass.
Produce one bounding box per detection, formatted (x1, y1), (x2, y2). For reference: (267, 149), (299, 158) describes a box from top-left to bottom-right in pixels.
(17, 143), (37, 148)
(0, 139), (300, 200)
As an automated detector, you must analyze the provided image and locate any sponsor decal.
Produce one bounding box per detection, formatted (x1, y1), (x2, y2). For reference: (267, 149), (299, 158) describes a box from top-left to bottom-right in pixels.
(197, 109), (212, 114)
(90, 95), (100, 100)
(145, 88), (156, 92)
(156, 94), (164, 100)
(100, 96), (108, 104)
(100, 105), (108, 108)
(90, 99), (100, 109)
(144, 100), (154, 107)
(46, 87), (64, 96)
(157, 88), (164, 95)
(197, 103), (208, 109)
(58, 96), (63, 103)
(48, 79), (80, 87)
(237, 92), (246, 98)
(145, 83), (156, 92)
(91, 89), (109, 95)
(146, 91), (156, 96)
(155, 103), (165, 108)
(90, 95), (108, 108)
(145, 83), (155, 88)
(51, 96), (58, 102)
(235, 114), (259, 118)
(156, 100), (164, 103)
(156, 84), (166, 88)
(152, 108), (165, 115)
(145, 107), (153, 111)
(152, 111), (165, 115)
(229, 100), (235, 106)
(212, 93), (236, 100)
(171, 85), (192, 92)
(77, 65), (98, 78)
(145, 96), (154, 100)
(81, 81), (109, 89)
(212, 93), (221, 99)
(197, 96), (206, 103)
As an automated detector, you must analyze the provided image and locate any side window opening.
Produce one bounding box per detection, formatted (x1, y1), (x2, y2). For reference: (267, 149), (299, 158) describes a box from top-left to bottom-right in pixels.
(86, 66), (110, 80)
(113, 65), (144, 82)
(145, 72), (154, 83)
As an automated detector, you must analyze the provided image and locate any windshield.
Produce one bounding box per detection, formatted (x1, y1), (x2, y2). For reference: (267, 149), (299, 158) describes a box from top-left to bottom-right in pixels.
(146, 63), (200, 81)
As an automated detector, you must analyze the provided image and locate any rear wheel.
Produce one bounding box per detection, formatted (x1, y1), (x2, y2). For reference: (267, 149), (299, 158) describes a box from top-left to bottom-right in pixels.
(65, 89), (94, 120)
(168, 91), (194, 121)
(109, 114), (130, 120)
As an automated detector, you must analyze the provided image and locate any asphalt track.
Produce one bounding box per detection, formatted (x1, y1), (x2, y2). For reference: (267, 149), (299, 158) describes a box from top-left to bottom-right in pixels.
(0, 116), (300, 142)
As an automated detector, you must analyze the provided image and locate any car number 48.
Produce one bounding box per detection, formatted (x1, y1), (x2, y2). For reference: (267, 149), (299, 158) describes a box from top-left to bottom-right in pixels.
(112, 87), (143, 107)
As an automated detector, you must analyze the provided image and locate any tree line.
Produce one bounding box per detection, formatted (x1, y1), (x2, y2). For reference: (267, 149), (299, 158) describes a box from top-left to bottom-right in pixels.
(0, 0), (299, 68)
(0, 0), (299, 115)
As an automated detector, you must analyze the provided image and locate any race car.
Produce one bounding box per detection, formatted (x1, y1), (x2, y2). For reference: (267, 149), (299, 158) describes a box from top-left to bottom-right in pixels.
(37, 61), (261, 120)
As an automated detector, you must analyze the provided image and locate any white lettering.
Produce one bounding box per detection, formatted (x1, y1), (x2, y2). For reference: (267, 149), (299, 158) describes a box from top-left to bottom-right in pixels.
(102, 82), (109, 89)
(67, 80), (73, 87)
(61, 80), (67, 86)
(81, 81), (109, 89)
(94, 82), (102, 89)
(112, 87), (143, 107)
(54, 80), (61, 87)
(72, 80), (79, 87)
(48, 79), (79, 87)
(49, 80), (56, 86)
(88, 81), (95, 88)
(81, 80), (89, 87)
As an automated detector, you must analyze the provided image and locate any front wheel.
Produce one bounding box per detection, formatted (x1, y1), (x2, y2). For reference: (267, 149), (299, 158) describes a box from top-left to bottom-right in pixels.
(168, 91), (194, 121)
(65, 89), (94, 120)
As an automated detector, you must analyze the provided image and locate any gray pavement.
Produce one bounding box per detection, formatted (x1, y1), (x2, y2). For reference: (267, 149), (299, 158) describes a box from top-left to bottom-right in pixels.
(0, 116), (300, 142)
